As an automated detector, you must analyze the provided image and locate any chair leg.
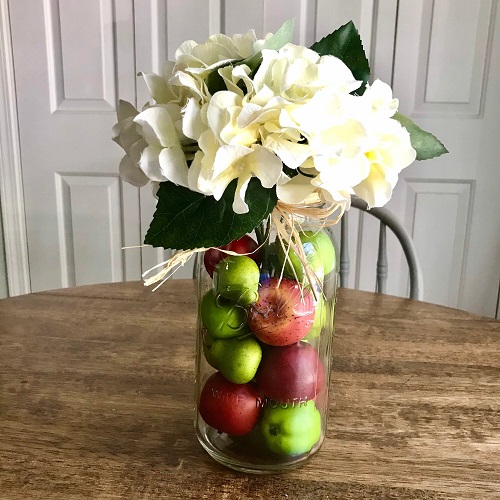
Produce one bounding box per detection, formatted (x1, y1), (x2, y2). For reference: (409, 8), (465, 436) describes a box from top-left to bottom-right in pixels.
(340, 212), (350, 288)
(376, 222), (388, 294)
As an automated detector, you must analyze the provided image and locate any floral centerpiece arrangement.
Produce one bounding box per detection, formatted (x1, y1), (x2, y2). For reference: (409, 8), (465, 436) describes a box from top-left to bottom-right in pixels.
(113, 20), (446, 472)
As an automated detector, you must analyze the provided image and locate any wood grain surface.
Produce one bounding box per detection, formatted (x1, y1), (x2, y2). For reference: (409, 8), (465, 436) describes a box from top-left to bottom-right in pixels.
(0, 280), (499, 499)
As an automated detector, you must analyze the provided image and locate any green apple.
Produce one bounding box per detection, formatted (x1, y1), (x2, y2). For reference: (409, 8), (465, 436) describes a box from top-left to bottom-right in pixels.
(275, 230), (336, 283)
(200, 288), (249, 339)
(202, 332), (218, 368)
(261, 400), (321, 456)
(301, 231), (336, 275)
(214, 255), (260, 306)
(304, 294), (326, 340)
(208, 335), (262, 384)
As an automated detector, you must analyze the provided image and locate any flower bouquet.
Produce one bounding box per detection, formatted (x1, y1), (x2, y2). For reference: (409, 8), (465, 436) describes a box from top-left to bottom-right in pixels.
(113, 20), (446, 473)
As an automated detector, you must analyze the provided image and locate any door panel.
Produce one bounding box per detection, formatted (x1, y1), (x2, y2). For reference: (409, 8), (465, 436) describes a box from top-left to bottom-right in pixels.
(9, 0), (141, 291)
(390, 0), (500, 315)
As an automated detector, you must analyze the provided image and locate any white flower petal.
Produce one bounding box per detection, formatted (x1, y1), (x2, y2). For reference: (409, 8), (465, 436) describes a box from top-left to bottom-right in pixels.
(159, 146), (189, 187)
(276, 174), (316, 204)
(315, 119), (367, 152)
(317, 55), (361, 93)
(161, 61), (175, 80)
(170, 71), (206, 101)
(219, 66), (245, 97)
(129, 138), (147, 165)
(134, 107), (179, 148)
(232, 65), (254, 94)
(246, 145), (282, 188)
(116, 100), (139, 121)
(119, 155), (149, 187)
(140, 72), (171, 103)
(112, 119), (140, 154)
(364, 79), (399, 118)
(314, 154), (370, 189)
(187, 151), (204, 193)
(262, 135), (311, 169)
(182, 98), (206, 141)
(353, 163), (393, 208)
(212, 145), (252, 178)
(139, 146), (168, 182)
(206, 91), (241, 138)
(151, 181), (161, 198)
(232, 174), (252, 214)
(208, 169), (237, 201)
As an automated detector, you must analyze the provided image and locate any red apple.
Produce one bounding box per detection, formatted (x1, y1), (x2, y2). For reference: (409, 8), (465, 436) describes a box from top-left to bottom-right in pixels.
(257, 342), (324, 403)
(248, 277), (315, 346)
(198, 372), (261, 436)
(203, 235), (260, 278)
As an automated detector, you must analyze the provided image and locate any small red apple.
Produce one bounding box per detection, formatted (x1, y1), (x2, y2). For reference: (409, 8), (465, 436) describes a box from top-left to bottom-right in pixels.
(203, 235), (260, 278)
(198, 372), (261, 436)
(248, 277), (315, 346)
(256, 342), (324, 403)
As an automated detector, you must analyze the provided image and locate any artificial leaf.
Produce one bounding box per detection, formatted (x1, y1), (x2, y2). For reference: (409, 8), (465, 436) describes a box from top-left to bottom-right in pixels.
(242, 18), (295, 72)
(263, 18), (295, 50)
(393, 112), (448, 160)
(144, 179), (278, 250)
(310, 21), (370, 95)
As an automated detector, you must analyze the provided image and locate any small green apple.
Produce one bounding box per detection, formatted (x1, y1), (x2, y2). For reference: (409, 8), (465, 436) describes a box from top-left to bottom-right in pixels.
(200, 288), (249, 339)
(301, 231), (336, 275)
(202, 332), (218, 368)
(209, 335), (262, 384)
(214, 255), (260, 306)
(304, 294), (326, 340)
(261, 400), (321, 455)
(275, 230), (336, 282)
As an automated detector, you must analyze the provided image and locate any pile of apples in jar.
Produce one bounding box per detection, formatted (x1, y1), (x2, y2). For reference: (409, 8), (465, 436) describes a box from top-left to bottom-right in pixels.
(198, 229), (336, 457)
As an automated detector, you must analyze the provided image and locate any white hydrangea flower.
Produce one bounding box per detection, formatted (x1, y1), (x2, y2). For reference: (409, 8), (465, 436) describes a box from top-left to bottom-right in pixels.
(252, 44), (361, 102)
(274, 74), (415, 208)
(174, 31), (266, 74)
(172, 31), (267, 102)
(114, 28), (417, 214)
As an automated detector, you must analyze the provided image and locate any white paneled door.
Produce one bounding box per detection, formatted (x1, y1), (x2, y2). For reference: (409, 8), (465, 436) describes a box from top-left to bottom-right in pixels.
(4, 0), (500, 316)
(391, 0), (500, 317)
(8, 0), (142, 291)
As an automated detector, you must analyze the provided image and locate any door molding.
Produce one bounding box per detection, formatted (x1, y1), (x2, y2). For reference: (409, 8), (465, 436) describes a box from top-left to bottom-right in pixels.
(0, 0), (31, 295)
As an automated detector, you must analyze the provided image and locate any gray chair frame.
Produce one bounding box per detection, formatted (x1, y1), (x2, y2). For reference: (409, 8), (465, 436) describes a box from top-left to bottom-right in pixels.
(337, 197), (423, 300)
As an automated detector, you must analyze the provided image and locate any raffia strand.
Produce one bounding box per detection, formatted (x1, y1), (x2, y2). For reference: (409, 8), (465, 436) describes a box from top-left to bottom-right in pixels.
(141, 195), (346, 291)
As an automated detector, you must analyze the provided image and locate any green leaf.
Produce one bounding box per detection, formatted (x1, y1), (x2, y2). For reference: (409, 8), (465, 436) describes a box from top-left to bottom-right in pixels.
(310, 21), (370, 95)
(393, 112), (448, 160)
(242, 18), (295, 72)
(144, 179), (278, 250)
(263, 19), (295, 50)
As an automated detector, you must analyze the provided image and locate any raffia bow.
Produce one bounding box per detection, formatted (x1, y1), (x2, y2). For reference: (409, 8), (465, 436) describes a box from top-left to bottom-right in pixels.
(142, 194), (347, 292)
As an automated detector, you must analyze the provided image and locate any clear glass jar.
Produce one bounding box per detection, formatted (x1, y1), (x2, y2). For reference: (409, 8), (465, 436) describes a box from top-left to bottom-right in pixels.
(194, 219), (338, 473)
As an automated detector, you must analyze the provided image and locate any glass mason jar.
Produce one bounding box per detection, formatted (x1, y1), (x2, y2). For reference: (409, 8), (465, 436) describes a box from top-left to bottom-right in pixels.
(194, 218), (338, 473)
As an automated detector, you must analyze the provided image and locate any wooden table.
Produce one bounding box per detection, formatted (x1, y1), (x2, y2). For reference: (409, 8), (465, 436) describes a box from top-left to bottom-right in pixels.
(1, 281), (499, 499)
